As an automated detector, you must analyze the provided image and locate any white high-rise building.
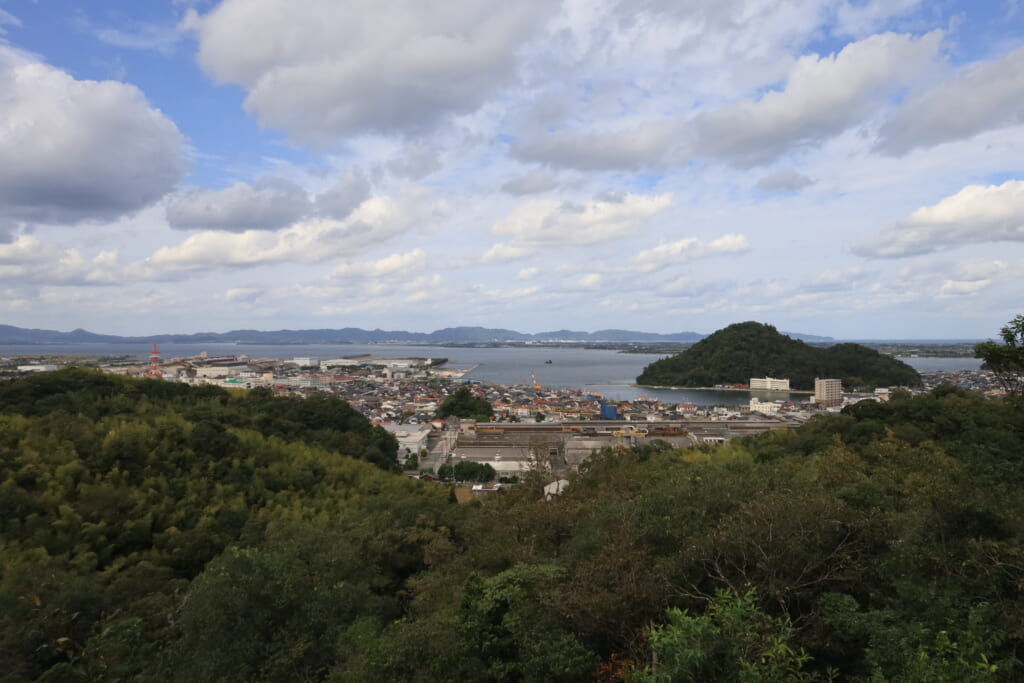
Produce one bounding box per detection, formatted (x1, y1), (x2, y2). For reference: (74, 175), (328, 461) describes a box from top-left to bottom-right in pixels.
(814, 378), (843, 407)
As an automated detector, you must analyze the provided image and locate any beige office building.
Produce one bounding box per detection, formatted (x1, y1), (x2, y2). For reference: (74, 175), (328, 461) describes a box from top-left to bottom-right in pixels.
(814, 377), (843, 407)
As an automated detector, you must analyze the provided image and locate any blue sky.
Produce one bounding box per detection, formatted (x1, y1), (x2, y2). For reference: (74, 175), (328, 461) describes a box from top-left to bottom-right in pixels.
(0, 0), (1023, 338)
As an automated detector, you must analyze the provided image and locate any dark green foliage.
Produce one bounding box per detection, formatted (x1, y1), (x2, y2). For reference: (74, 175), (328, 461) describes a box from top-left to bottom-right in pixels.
(0, 370), (443, 681)
(3, 368), (1024, 682)
(170, 517), (444, 683)
(453, 460), (497, 482)
(0, 369), (399, 471)
(435, 385), (494, 421)
(454, 565), (597, 681)
(637, 321), (921, 390)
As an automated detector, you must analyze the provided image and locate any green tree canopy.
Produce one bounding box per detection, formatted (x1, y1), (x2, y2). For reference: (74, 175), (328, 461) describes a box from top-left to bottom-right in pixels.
(975, 314), (1024, 399)
(637, 321), (921, 390)
(2, 364), (1023, 681)
(453, 460), (496, 483)
(435, 385), (494, 421)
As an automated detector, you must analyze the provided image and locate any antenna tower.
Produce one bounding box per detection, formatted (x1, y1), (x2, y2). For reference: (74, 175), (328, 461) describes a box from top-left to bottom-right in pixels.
(148, 343), (162, 379)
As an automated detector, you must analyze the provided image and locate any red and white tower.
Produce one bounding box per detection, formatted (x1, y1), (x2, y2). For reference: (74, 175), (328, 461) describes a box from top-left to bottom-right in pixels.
(148, 343), (162, 379)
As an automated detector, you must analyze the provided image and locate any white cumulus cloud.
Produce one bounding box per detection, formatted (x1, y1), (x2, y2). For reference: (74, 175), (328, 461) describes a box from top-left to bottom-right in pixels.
(150, 194), (417, 269)
(167, 177), (311, 231)
(939, 278), (992, 296)
(315, 168), (372, 220)
(182, 0), (552, 143)
(877, 46), (1024, 155)
(329, 248), (427, 279)
(855, 179), (1024, 258)
(755, 169), (816, 192)
(691, 31), (942, 166)
(482, 242), (536, 264)
(492, 192), (673, 245)
(513, 31), (941, 171)
(513, 121), (685, 171)
(0, 236), (148, 286)
(630, 234), (750, 273)
(0, 45), (184, 224)
(501, 168), (560, 195)
(955, 259), (1008, 281)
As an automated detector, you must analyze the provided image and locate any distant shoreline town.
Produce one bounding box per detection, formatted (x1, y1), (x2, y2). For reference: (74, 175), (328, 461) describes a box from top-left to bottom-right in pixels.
(2, 347), (1003, 480)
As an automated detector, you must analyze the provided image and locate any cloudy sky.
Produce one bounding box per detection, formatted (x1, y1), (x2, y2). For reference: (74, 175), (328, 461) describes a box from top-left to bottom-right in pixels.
(1, 0), (1022, 339)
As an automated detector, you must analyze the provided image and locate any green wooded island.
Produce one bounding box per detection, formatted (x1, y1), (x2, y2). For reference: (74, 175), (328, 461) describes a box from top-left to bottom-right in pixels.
(636, 321), (923, 390)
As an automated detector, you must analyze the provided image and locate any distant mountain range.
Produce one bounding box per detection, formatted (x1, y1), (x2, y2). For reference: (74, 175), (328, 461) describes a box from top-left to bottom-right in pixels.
(0, 323), (836, 345)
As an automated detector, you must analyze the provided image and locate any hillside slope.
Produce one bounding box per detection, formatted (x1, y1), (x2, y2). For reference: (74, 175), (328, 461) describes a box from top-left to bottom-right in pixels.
(636, 321), (921, 390)
(2, 371), (1023, 680)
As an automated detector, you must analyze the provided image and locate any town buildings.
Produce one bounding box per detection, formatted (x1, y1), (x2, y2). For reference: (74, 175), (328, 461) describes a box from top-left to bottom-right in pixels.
(749, 397), (781, 414)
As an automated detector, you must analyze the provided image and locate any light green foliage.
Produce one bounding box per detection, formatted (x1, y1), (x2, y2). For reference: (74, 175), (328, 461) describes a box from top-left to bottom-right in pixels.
(631, 588), (830, 682)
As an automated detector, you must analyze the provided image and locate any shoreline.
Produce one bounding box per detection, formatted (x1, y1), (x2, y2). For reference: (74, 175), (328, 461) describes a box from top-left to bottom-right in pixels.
(631, 383), (815, 394)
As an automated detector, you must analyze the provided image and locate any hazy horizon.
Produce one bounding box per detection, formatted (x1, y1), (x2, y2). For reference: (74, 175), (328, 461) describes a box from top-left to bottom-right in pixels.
(0, 320), (989, 344)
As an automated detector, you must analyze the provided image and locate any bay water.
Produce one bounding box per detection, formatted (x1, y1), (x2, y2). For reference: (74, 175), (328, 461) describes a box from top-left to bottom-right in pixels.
(0, 342), (983, 406)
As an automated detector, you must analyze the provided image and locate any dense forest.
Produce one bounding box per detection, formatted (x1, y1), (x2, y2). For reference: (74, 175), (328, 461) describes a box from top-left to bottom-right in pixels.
(636, 321), (922, 390)
(1, 368), (1022, 681)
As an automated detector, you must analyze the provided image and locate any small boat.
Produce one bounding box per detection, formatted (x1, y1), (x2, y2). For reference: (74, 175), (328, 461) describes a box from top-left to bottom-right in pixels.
(544, 359), (553, 364)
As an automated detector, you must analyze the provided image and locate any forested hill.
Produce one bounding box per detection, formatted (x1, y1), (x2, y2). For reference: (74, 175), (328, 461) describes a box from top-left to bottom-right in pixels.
(2, 370), (1024, 679)
(0, 369), (446, 681)
(637, 321), (921, 390)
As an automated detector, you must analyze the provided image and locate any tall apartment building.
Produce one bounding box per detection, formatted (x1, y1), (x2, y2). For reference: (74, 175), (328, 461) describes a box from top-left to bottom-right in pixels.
(749, 377), (790, 391)
(814, 377), (843, 407)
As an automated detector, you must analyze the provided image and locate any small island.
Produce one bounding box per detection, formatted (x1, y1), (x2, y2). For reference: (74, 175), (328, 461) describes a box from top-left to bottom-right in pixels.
(636, 321), (922, 390)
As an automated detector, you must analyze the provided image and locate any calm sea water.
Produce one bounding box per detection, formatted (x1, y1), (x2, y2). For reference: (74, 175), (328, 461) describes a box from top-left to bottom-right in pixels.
(0, 343), (983, 406)
(895, 356), (983, 372)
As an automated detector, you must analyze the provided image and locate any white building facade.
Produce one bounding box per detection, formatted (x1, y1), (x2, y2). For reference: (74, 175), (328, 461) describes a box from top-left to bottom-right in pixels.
(749, 377), (790, 391)
(749, 397), (780, 414)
